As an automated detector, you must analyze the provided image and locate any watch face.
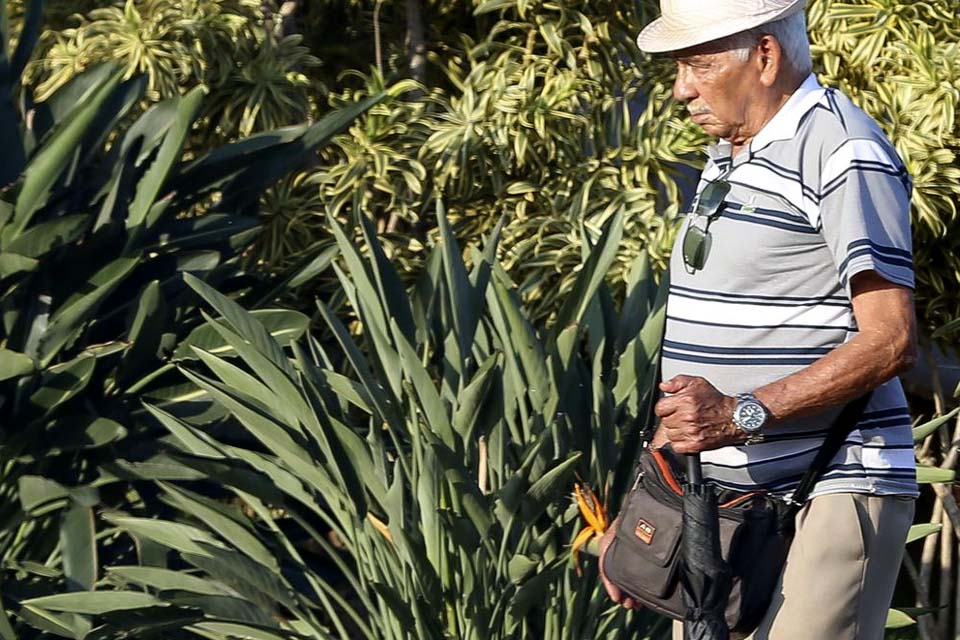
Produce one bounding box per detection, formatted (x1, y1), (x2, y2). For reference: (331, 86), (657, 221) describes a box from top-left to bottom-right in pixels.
(737, 402), (766, 432)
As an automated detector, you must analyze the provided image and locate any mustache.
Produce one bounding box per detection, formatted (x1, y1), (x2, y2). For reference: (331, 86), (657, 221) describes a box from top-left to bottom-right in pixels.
(687, 107), (711, 116)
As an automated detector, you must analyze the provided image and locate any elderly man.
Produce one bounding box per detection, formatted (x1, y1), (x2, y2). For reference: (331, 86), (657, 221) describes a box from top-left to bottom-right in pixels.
(599, 1), (917, 638)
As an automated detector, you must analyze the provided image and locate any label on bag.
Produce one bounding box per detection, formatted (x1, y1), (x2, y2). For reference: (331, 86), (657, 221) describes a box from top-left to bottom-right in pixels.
(634, 519), (656, 545)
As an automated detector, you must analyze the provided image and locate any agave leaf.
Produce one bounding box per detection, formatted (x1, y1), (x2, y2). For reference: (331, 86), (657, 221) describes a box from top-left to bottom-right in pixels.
(183, 543), (299, 614)
(105, 514), (229, 558)
(29, 353), (95, 415)
(0, 347), (33, 380)
(44, 416), (127, 456)
(0, 595), (16, 640)
(126, 87), (205, 242)
(107, 566), (228, 595)
(114, 280), (166, 388)
(22, 591), (166, 615)
(452, 353), (500, 445)
(356, 210), (416, 345)
(159, 482), (278, 571)
(27, 63), (117, 144)
(187, 621), (305, 640)
(394, 320), (457, 450)
(60, 502), (97, 591)
(163, 593), (276, 627)
(174, 309), (309, 362)
(11, 68), (122, 240)
(906, 523), (942, 544)
(507, 556), (566, 621)
(315, 299), (405, 433)
(0, 251), (37, 277)
(326, 213), (389, 342)
(143, 403), (228, 459)
(523, 452), (583, 522)
(916, 465), (955, 484)
(885, 608), (915, 629)
(437, 200), (477, 371)
(144, 214), (261, 254)
(912, 407), (959, 442)
(547, 209), (624, 344)
(3, 214), (89, 258)
(183, 273), (296, 378)
(18, 475), (70, 515)
(37, 255), (139, 367)
(216, 92), (386, 212)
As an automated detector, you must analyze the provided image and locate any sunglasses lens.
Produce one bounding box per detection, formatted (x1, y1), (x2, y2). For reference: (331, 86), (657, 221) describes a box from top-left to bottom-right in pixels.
(683, 224), (708, 270)
(697, 180), (731, 214)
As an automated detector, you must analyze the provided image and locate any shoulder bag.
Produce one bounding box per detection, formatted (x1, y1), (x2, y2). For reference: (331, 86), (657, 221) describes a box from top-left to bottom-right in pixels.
(601, 393), (872, 635)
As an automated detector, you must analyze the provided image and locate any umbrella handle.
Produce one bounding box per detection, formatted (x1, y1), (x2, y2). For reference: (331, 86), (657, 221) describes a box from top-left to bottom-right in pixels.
(685, 453), (703, 485)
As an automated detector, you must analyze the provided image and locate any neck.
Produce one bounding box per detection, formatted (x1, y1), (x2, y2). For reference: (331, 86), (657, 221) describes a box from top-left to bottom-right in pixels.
(729, 71), (806, 156)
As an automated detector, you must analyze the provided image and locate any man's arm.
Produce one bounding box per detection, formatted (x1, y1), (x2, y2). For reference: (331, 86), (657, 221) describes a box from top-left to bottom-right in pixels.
(653, 270), (917, 454)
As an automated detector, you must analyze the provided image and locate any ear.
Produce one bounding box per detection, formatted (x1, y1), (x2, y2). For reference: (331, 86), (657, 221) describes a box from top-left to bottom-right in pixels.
(755, 34), (783, 87)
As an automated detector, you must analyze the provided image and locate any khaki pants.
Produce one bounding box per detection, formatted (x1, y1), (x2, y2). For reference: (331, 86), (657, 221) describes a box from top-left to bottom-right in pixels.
(672, 493), (914, 640)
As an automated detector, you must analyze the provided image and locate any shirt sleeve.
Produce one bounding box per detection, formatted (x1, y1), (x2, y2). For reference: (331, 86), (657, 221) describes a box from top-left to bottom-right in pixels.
(816, 137), (914, 295)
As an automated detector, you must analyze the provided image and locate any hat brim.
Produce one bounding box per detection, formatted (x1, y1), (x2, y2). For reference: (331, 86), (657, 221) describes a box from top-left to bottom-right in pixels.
(636, 1), (805, 54)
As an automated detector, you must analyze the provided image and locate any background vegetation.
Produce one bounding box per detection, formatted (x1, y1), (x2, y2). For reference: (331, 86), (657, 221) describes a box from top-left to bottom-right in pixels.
(0, 0), (958, 638)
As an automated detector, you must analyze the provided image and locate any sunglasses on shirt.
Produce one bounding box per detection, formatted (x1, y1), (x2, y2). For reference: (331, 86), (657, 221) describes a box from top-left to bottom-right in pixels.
(681, 179), (731, 273)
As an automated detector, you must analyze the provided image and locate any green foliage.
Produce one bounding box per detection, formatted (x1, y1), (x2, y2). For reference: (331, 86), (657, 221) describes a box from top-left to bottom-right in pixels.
(808, 0), (960, 335)
(24, 0), (320, 138)
(311, 0), (697, 325)
(23, 205), (669, 638)
(0, 5), (386, 634)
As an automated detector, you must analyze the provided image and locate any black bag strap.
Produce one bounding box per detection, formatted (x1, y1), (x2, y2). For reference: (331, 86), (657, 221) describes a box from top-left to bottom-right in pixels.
(780, 391), (873, 523)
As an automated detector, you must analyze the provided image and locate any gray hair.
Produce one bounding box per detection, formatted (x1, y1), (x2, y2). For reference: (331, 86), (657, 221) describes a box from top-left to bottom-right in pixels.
(725, 11), (813, 75)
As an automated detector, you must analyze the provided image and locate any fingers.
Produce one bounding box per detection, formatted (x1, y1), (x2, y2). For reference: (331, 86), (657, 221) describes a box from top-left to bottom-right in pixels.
(659, 375), (698, 394)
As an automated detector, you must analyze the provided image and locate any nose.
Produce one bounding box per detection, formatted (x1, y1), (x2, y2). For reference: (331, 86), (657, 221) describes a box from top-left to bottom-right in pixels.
(673, 65), (698, 102)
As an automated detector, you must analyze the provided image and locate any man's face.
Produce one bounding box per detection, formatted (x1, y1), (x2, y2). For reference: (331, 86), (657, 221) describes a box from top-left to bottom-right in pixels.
(672, 45), (762, 142)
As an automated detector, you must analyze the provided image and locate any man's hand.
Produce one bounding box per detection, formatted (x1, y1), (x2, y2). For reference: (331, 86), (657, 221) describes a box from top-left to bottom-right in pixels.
(654, 375), (744, 454)
(598, 516), (643, 609)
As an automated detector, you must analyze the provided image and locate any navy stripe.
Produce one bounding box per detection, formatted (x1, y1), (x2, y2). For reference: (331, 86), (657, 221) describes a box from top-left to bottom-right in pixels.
(723, 202), (811, 226)
(861, 407), (912, 420)
(826, 89), (847, 130)
(858, 417), (913, 430)
(820, 165), (909, 201)
(670, 288), (850, 309)
(821, 160), (905, 194)
(666, 314), (855, 332)
(748, 157), (821, 202)
(846, 238), (912, 260)
(664, 339), (833, 356)
(839, 247), (914, 277)
(708, 469), (917, 494)
(726, 180), (810, 217)
(670, 285), (848, 305)
(663, 350), (820, 366)
(721, 210), (819, 234)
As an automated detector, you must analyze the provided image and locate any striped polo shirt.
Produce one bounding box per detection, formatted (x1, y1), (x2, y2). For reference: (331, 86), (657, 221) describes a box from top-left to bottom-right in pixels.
(663, 73), (918, 499)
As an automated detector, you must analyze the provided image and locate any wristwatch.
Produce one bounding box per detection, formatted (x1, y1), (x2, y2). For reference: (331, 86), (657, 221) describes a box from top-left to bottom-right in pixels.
(732, 393), (769, 445)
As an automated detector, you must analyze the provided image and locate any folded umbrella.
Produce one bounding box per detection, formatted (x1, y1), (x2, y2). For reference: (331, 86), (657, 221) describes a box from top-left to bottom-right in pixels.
(681, 453), (732, 640)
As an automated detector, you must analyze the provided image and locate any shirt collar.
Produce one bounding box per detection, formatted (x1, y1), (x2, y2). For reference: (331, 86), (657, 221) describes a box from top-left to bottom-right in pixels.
(706, 73), (826, 163)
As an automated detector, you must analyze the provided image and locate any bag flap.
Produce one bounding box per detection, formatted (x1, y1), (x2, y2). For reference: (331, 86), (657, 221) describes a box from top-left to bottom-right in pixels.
(618, 486), (683, 568)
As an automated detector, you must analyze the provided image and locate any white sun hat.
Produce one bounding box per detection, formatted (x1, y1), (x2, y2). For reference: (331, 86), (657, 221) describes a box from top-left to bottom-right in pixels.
(636, 0), (806, 54)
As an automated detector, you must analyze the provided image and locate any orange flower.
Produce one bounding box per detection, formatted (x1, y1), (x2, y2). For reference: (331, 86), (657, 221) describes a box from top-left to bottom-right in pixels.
(571, 482), (608, 576)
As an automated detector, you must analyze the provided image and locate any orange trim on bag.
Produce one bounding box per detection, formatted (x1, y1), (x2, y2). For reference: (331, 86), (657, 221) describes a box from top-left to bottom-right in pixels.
(720, 492), (759, 509)
(651, 448), (684, 496)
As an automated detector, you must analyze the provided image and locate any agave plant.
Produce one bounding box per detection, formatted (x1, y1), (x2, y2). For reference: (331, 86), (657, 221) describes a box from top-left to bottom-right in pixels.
(0, 2), (387, 635)
(11, 202), (669, 638)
